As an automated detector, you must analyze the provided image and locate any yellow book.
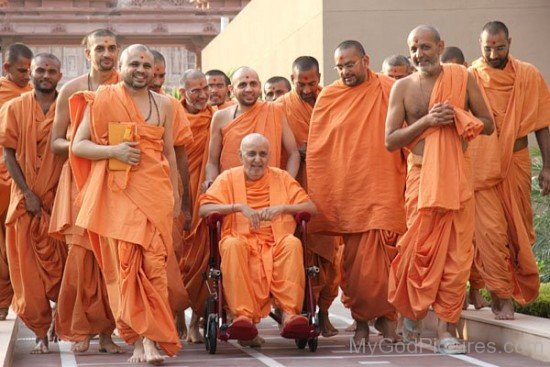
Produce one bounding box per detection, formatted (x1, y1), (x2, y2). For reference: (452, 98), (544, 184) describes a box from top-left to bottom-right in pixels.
(108, 122), (136, 171)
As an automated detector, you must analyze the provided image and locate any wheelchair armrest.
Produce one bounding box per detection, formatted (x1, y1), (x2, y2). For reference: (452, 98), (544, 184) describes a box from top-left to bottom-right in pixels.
(206, 212), (224, 228)
(294, 211), (311, 224)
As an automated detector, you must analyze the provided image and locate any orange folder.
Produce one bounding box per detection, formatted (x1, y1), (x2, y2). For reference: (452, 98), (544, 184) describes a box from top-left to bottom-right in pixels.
(108, 122), (136, 171)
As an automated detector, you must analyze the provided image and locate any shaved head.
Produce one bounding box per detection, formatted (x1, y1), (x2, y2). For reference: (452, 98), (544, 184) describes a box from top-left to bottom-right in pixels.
(231, 66), (261, 107)
(82, 28), (118, 49)
(181, 69), (206, 89)
(441, 46), (466, 65)
(120, 44), (153, 65)
(240, 133), (270, 180)
(240, 133), (270, 152)
(408, 25), (441, 44)
(232, 66), (259, 84)
(150, 50), (166, 65)
(482, 21), (509, 39)
(382, 55), (412, 80)
(335, 40), (366, 57)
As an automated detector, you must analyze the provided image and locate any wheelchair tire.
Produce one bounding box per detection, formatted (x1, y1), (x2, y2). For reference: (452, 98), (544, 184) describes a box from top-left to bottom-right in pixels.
(308, 337), (318, 352)
(295, 338), (307, 349)
(208, 316), (218, 354)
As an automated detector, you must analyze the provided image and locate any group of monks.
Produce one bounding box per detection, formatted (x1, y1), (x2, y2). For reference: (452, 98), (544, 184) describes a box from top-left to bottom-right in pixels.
(0, 19), (548, 365)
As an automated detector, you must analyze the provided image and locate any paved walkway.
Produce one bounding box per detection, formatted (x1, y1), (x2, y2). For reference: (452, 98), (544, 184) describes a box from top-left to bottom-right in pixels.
(11, 300), (550, 367)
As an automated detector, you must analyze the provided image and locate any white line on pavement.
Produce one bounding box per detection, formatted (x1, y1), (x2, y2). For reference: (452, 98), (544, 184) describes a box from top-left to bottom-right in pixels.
(416, 341), (500, 367)
(358, 362), (391, 365)
(58, 341), (78, 367)
(229, 340), (286, 367)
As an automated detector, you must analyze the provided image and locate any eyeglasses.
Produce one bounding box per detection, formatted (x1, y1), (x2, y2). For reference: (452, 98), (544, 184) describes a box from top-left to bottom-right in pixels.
(333, 59), (361, 72)
(188, 86), (209, 96)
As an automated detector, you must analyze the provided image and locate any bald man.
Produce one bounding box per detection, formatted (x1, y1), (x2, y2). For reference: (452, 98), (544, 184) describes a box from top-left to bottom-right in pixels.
(49, 28), (122, 353)
(204, 66), (299, 188)
(469, 21), (550, 320)
(72, 44), (181, 364)
(264, 76), (291, 102)
(275, 56), (341, 337)
(307, 40), (407, 344)
(0, 42), (33, 321)
(386, 25), (493, 353)
(0, 53), (66, 354)
(382, 55), (413, 80)
(177, 69), (216, 343)
(206, 69), (235, 110)
(200, 133), (317, 347)
(439, 45), (489, 311)
(441, 46), (468, 66)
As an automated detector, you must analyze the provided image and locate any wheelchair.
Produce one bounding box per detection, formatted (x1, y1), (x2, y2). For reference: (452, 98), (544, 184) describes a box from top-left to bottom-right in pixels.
(203, 211), (320, 354)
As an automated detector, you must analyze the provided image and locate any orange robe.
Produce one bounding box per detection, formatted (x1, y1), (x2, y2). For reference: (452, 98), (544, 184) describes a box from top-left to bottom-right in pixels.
(51, 72), (121, 342)
(307, 71), (407, 322)
(217, 99), (236, 110)
(388, 64), (484, 323)
(166, 94), (194, 314)
(179, 102), (215, 314)
(72, 83), (182, 356)
(0, 91), (66, 337)
(220, 101), (284, 172)
(469, 56), (550, 304)
(0, 77), (32, 310)
(199, 166), (307, 322)
(276, 89), (341, 312)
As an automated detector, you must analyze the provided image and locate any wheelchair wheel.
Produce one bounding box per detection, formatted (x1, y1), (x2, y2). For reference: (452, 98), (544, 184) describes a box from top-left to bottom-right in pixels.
(205, 315), (218, 354)
(308, 337), (318, 352)
(295, 338), (307, 349)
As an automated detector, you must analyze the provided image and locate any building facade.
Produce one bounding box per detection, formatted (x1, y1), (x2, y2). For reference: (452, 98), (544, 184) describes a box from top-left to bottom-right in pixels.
(0, 0), (249, 88)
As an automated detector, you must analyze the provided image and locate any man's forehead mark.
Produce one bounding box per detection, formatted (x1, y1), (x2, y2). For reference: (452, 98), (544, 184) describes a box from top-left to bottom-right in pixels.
(491, 41), (497, 45)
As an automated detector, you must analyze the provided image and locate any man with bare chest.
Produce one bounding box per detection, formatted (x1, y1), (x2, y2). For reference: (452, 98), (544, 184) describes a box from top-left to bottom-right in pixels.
(385, 25), (493, 354)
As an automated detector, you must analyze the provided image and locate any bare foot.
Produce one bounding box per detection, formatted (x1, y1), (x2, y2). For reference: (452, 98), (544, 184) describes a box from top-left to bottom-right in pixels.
(490, 291), (501, 315)
(129, 337), (146, 363)
(0, 308), (8, 321)
(48, 305), (57, 342)
(353, 320), (369, 344)
(175, 310), (187, 339)
(374, 317), (399, 342)
(143, 337), (164, 365)
(318, 310), (338, 337)
(71, 336), (91, 353)
(186, 311), (203, 343)
(345, 320), (356, 332)
(31, 337), (50, 354)
(99, 333), (124, 353)
(495, 298), (515, 320)
(469, 288), (490, 310)
(238, 335), (265, 347)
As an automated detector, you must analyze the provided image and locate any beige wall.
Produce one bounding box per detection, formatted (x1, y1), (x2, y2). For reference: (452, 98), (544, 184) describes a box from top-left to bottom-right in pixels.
(203, 0), (550, 87)
(323, 0), (550, 84)
(201, 0), (323, 85)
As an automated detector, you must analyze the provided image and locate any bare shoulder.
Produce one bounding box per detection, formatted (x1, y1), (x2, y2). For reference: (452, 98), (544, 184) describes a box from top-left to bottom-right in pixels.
(211, 106), (233, 129)
(59, 74), (88, 98)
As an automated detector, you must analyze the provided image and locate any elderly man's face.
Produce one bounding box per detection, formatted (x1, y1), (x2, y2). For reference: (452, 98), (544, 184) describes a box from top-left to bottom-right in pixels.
(239, 140), (269, 180)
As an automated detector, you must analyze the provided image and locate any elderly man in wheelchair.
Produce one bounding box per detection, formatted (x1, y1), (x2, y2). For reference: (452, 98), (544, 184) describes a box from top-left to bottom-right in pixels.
(199, 133), (318, 349)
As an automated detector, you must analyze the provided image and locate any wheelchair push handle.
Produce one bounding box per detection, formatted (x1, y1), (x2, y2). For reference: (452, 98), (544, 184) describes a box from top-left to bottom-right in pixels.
(294, 211), (311, 224)
(206, 212), (224, 228)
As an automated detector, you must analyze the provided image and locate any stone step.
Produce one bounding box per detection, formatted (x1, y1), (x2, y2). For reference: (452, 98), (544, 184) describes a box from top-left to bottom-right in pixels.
(0, 310), (18, 367)
(425, 306), (550, 362)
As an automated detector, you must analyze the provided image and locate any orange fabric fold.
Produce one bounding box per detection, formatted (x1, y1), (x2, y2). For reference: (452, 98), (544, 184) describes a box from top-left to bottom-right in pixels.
(276, 88), (341, 309)
(0, 91), (66, 336)
(179, 102), (215, 313)
(306, 71), (407, 235)
(199, 167), (308, 322)
(468, 56), (550, 304)
(388, 64), (483, 323)
(220, 101), (283, 172)
(0, 77), (31, 309)
(72, 83), (182, 355)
